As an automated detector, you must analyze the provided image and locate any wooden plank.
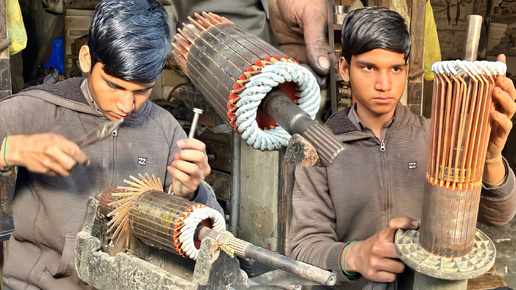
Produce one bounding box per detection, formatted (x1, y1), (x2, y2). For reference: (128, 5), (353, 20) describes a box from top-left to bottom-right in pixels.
(407, 0), (426, 116)
(197, 131), (233, 173)
(205, 170), (231, 201)
(328, 0), (338, 115)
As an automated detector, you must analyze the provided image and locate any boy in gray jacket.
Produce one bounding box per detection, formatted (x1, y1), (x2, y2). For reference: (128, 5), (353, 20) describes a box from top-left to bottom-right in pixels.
(0, 0), (222, 289)
(290, 7), (516, 289)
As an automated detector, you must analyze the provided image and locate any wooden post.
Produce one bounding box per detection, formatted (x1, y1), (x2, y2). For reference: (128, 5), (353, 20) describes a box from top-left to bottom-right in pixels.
(0, 0), (12, 100)
(407, 0), (426, 116)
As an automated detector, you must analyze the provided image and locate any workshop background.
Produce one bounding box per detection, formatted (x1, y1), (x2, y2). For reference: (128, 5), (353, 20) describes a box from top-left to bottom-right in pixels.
(0, 0), (515, 288)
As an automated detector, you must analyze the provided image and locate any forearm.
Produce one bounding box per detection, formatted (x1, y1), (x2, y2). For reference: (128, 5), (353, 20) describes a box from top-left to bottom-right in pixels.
(0, 134), (22, 170)
(479, 157), (516, 226)
(483, 155), (506, 184)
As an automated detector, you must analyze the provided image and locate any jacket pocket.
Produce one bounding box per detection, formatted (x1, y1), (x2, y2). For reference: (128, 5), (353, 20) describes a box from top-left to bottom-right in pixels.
(53, 234), (76, 277)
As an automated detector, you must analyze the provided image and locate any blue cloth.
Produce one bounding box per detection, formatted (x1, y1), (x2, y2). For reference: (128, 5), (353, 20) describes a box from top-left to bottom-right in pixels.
(43, 36), (65, 75)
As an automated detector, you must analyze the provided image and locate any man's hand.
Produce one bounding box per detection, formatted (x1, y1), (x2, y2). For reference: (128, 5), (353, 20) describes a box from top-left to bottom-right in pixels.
(483, 54), (516, 184)
(167, 138), (211, 200)
(269, 0), (330, 76)
(2, 133), (89, 176)
(344, 217), (419, 282)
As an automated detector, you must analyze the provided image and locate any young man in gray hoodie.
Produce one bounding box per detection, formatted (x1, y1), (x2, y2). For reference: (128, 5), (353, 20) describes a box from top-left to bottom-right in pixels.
(0, 0), (222, 289)
(290, 7), (516, 289)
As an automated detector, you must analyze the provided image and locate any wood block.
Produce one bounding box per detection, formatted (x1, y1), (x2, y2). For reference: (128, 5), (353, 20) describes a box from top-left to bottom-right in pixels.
(197, 131), (233, 172)
(205, 170), (231, 201)
(467, 267), (507, 289)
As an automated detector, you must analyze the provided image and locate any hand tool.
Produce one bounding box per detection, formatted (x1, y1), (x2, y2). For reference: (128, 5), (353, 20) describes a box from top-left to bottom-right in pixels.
(75, 118), (124, 148)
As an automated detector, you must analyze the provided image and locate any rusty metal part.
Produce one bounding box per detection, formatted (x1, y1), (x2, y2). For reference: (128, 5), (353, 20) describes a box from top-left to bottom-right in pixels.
(97, 186), (122, 216)
(199, 226), (337, 286)
(0, 168), (14, 240)
(260, 89), (344, 165)
(419, 181), (481, 256)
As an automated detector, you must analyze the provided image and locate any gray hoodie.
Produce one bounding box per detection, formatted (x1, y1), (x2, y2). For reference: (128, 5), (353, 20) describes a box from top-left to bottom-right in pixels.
(0, 78), (223, 289)
(290, 103), (516, 289)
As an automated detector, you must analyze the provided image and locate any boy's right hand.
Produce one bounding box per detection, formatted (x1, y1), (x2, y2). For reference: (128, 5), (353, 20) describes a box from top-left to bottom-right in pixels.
(344, 217), (418, 282)
(2, 134), (89, 176)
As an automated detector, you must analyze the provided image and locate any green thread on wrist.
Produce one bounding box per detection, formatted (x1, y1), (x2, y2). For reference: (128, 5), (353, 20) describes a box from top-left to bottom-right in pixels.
(341, 240), (358, 277)
(3, 135), (10, 168)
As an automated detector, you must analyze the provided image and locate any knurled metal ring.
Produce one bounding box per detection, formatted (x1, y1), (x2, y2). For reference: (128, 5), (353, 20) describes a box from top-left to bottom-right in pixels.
(395, 228), (495, 280)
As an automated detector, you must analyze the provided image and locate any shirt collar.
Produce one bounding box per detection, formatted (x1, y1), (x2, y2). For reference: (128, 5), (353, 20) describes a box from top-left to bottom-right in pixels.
(347, 103), (396, 133)
(80, 79), (103, 114)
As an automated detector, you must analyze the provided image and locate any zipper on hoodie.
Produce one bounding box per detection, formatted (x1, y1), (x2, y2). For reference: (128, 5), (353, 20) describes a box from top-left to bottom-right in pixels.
(111, 129), (118, 186)
(380, 139), (386, 152)
(378, 133), (391, 221)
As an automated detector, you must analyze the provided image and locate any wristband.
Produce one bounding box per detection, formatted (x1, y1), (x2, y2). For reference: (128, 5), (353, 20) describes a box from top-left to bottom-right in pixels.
(341, 240), (358, 277)
(3, 135), (10, 168)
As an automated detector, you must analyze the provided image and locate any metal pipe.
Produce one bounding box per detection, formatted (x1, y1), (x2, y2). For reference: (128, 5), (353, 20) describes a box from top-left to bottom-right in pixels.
(243, 244), (336, 286)
(260, 88), (344, 165)
(462, 15), (483, 61)
(201, 227), (337, 286)
(260, 88), (315, 135)
(188, 108), (203, 138)
(229, 132), (241, 235)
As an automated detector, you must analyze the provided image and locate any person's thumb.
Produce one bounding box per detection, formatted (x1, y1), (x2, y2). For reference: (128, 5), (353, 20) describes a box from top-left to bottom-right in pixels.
(302, 4), (330, 76)
(379, 216), (419, 242)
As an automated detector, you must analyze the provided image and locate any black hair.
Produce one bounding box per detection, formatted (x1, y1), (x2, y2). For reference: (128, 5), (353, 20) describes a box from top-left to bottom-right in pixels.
(87, 0), (170, 83)
(340, 7), (411, 64)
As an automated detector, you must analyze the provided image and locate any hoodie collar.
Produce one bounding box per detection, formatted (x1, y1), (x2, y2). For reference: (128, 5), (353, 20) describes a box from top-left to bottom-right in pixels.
(348, 103), (396, 134)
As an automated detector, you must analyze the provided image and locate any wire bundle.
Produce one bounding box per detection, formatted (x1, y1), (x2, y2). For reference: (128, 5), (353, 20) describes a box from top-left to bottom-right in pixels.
(420, 60), (507, 257)
(426, 60), (507, 190)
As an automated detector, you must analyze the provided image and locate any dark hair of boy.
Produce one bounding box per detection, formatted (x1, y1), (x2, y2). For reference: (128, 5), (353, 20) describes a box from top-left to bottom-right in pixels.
(340, 7), (411, 65)
(87, 0), (171, 83)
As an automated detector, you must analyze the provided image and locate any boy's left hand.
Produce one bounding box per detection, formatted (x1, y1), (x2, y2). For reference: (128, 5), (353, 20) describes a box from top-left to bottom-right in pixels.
(485, 54), (516, 165)
(167, 138), (211, 200)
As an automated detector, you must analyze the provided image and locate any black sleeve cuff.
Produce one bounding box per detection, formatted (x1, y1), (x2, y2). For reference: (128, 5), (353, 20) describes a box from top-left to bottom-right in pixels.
(192, 184), (208, 205)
